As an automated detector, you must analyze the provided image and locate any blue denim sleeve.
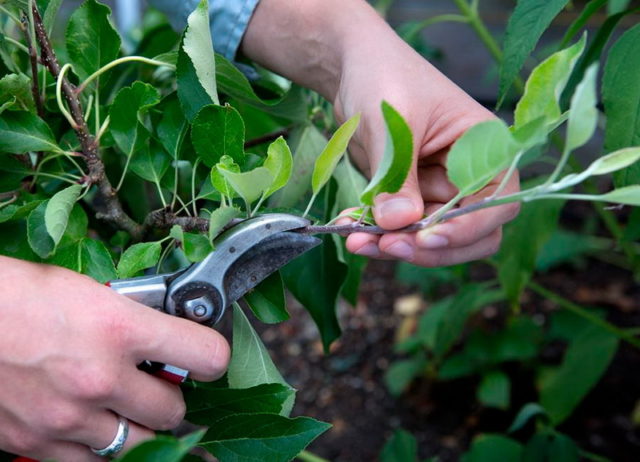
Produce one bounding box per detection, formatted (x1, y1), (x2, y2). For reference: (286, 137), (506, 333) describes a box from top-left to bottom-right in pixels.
(148, 0), (260, 60)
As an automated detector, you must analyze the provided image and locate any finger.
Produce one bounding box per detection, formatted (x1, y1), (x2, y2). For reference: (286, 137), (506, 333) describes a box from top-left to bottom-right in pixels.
(128, 308), (230, 382)
(77, 414), (154, 456)
(108, 371), (185, 430)
(417, 165), (459, 203)
(35, 441), (103, 462)
(372, 164), (424, 230)
(416, 175), (520, 250)
(379, 229), (503, 267)
(345, 232), (382, 258)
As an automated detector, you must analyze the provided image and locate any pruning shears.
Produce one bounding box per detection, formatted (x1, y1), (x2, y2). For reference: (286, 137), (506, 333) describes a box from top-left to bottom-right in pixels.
(107, 213), (321, 383)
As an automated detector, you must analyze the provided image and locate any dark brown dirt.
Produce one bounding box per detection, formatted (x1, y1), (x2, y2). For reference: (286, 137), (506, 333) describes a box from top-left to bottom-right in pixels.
(256, 256), (640, 462)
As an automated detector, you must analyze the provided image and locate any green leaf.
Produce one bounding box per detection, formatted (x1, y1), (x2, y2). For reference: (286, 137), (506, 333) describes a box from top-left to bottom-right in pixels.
(540, 325), (618, 424)
(462, 435), (523, 462)
(183, 232), (213, 263)
(208, 206), (240, 243)
(130, 142), (171, 185)
(559, 0), (606, 49)
(0, 201), (40, 224)
(477, 370), (510, 410)
(117, 241), (162, 278)
(42, 0), (64, 34)
(262, 136), (293, 198)
(110, 82), (160, 158)
(603, 23), (640, 186)
(27, 201), (55, 259)
(244, 272), (289, 324)
(65, 0), (121, 80)
(495, 199), (564, 306)
(80, 239), (117, 283)
(590, 185), (640, 206)
(380, 429), (419, 462)
(200, 414), (330, 462)
(0, 74), (34, 113)
(360, 102), (413, 205)
(45, 184), (82, 247)
(333, 156), (368, 212)
(514, 36), (586, 128)
(446, 119), (520, 196)
(508, 403), (548, 433)
(219, 166), (273, 205)
(0, 111), (61, 154)
(192, 104), (245, 167)
(523, 432), (579, 462)
(311, 113), (361, 195)
(116, 431), (204, 462)
(177, 40), (213, 121)
(182, 0), (218, 105)
(185, 384), (294, 425)
(608, 0), (631, 14)
(499, 0), (570, 104)
(281, 233), (347, 352)
(566, 64), (598, 152)
(270, 125), (327, 208)
(384, 353), (427, 397)
(156, 94), (187, 159)
(228, 304), (290, 390)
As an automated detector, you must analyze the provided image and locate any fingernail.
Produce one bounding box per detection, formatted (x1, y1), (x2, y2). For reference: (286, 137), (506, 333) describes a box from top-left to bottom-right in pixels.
(385, 241), (414, 261)
(417, 231), (449, 249)
(355, 243), (380, 258)
(376, 198), (416, 220)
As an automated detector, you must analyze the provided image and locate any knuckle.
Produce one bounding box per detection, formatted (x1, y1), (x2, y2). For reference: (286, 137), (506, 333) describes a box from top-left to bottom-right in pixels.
(42, 405), (83, 434)
(71, 366), (117, 401)
(96, 309), (137, 350)
(158, 401), (186, 431)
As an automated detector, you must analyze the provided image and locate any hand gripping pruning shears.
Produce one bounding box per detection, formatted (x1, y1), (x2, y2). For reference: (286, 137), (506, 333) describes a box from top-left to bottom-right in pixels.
(107, 213), (321, 384)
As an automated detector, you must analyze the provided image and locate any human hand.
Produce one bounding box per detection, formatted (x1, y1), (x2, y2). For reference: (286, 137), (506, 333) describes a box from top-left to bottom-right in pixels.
(0, 256), (230, 461)
(332, 9), (520, 267)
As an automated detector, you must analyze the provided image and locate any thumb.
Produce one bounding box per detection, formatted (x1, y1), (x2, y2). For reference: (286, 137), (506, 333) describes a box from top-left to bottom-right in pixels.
(372, 164), (424, 230)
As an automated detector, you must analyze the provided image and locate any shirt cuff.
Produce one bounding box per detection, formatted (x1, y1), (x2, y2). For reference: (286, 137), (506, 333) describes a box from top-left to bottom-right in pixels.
(150, 0), (260, 61)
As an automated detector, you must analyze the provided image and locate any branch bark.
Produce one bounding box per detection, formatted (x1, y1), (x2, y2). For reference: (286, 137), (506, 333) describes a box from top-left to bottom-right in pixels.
(31, 4), (144, 239)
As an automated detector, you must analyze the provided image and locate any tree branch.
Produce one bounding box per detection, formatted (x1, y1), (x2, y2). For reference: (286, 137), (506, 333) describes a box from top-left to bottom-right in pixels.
(31, 4), (143, 239)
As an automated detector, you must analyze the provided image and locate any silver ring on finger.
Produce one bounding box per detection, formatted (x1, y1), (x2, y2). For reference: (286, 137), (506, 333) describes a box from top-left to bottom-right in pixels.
(90, 415), (129, 457)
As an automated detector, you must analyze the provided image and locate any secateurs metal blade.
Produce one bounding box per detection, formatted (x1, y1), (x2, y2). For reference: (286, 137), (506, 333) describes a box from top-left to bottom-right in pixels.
(107, 213), (321, 383)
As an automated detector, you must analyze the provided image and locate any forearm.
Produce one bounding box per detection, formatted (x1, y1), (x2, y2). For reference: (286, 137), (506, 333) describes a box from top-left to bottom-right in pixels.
(241, 0), (403, 101)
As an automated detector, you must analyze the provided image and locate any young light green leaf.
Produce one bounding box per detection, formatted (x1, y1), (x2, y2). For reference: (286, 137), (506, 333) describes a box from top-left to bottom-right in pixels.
(499, 0), (571, 105)
(360, 102), (413, 205)
(608, 0), (631, 14)
(244, 272), (289, 324)
(208, 206), (240, 243)
(263, 136), (293, 198)
(312, 113), (361, 195)
(183, 0), (218, 105)
(210, 156), (240, 198)
(380, 429), (419, 462)
(65, 0), (121, 80)
(200, 413), (330, 462)
(228, 304), (290, 390)
(566, 64), (599, 152)
(584, 147), (640, 177)
(45, 185), (82, 247)
(27, 201), (55, 259)
(192, 104), (245, 167)
(603, 24), (640, 187)
(446, 119), (520, 196)
(514, 36), (586, 128)
(593, 185), (640, 206)
(117, 241), (162, 278)
(218, 166), (273, 205)
(477, 371), (511, 410)
(0, 112), (61, 154)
